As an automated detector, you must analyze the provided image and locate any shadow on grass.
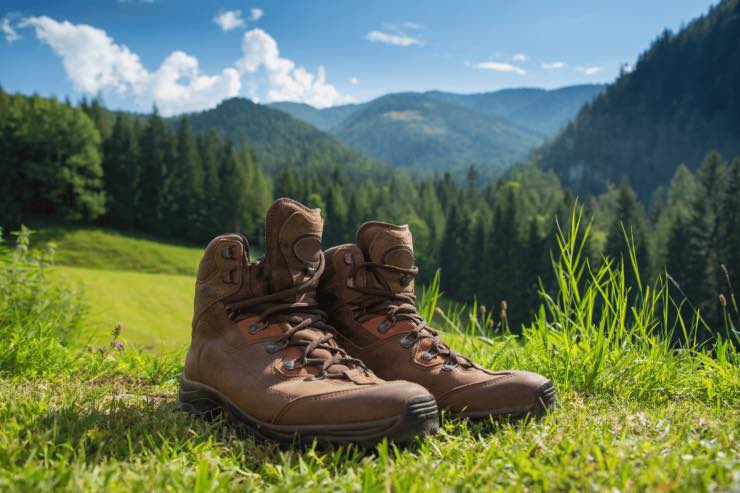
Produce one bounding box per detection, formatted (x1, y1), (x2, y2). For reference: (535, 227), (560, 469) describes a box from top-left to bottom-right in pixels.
(23, 393), (440, 468)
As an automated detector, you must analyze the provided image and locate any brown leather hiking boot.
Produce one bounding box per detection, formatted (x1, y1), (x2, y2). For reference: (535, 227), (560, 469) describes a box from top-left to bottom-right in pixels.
(178, 199), (439, 446)
(318, 221), (557, 420)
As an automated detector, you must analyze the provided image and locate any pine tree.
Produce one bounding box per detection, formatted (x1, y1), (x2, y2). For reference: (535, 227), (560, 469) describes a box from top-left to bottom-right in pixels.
(717, 157), (740, 317)
(171, 117), (204, 241)
(197, 130), (222, 240)
(138, 107), (172, 233)
(103, 115), (140, 230)
(604, 179), (651, 287)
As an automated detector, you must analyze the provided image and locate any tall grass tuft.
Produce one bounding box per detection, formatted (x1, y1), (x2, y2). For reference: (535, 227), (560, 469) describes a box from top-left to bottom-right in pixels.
(0, 227), (87, 376)
(421, 206), (739, 407)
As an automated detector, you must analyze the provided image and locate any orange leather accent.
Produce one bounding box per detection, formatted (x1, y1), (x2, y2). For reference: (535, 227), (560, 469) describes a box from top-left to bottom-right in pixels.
(237, 316), (284, 343)
(362, 316), (414, 340)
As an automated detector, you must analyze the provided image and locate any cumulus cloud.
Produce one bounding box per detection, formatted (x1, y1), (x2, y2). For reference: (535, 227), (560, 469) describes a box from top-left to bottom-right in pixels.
(237, 28), (353, 107)
(20, 16), (240, 115)
(214, 10), (245, 31)
(577, 65), (603, 76)
(474, 61), (526, 76)
(2, 16), (20, 42)
(365, 30), (421, 47)
(511, 53), (527, 63)
(249, 8), (264, 21)
(542, 61), (566, 70)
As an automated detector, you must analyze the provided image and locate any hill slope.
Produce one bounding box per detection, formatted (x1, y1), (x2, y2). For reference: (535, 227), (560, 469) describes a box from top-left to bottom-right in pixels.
(331, 93), (542, 175)
(269, 85), (603, 176)
(533, 0), (740, 198)
(426, 84), (604, 135)
(181, 98), (391, 178)
(267, 101), (358, 131)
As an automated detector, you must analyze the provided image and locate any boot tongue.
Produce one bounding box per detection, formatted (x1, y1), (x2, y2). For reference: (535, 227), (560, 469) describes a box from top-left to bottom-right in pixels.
(265, 198), (323, 293)
(264, 199), (353, 375)
(356, 221), (415, 293)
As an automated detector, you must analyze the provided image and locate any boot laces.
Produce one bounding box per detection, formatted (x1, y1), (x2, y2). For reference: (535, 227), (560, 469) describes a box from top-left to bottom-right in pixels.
(225, 254), (369, 380)
(348, 261), (477, 370)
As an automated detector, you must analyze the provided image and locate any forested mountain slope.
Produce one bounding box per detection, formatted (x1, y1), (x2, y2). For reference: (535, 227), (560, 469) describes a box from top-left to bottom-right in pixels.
(180, 98), (390, 178)
(425, 84), (604, 135)
(533, 0), (740, 198)
(269, 86), (602, 176)
(330, 93), (542, 176)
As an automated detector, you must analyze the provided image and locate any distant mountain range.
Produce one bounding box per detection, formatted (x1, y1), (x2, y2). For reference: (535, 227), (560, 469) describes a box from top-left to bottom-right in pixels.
(269, 84), (604, 176)
(533, 0), (740, 198)
(180, 98), (392, 179)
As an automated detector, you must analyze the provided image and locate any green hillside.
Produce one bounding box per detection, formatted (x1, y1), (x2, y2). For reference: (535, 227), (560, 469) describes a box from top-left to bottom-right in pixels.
(55, 266), (193, 350)
(534, 0), (740, 198)
(426, 85), (604, 135)
(268, 86), (602, 176)
(332, 93), (542, 176)
(181, 98), (391, 178)
(37, 226), (203, 275)
(267, 101), (358, 131)
(33, 228), (201, 350)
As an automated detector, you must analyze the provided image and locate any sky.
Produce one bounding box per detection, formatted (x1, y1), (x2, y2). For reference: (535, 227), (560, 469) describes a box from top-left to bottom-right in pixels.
(0, 0), (718, 115)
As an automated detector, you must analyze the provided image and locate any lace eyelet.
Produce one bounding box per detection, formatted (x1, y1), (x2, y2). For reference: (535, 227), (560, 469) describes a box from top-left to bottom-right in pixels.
(377, 321), (391, 334)
(400, 335), (416, 349)
(283, 359), (298, 370)
(421, 351), (434, 361)
(442, 361), (458, 372)
(220, 246), (233, 259)
(265, 341), (281, 353)
(248, 323), (261, 335)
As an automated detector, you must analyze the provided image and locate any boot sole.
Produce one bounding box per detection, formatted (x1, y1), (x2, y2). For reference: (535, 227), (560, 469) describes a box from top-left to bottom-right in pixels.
(177, 374), (440, 447)
(459, 380), (558, 421)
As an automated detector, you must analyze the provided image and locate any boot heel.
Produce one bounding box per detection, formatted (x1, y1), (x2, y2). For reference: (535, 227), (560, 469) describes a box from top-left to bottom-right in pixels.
(178, 374), (222, 419)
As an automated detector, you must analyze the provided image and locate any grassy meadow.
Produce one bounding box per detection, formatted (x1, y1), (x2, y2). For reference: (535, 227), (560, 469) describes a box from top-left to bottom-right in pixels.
(0, 218), (738, 492)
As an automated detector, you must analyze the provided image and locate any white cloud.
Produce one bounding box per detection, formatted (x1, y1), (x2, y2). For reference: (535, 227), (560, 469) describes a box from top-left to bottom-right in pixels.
(542, 61), (566, 70)
(236, 28), (353, 107)
(349, 76), (359, 85)
(474, 61), (526, 76)
(2, 17), (20, 42)
(402, 21), (423, 30)
(214, 10), (245, 31)
(512, 52), (527, 63)
(20, 16), (240, 115)
(365, 30), (421, 47)
(249, 8), (264, 21)
(577, 65), (603, 76)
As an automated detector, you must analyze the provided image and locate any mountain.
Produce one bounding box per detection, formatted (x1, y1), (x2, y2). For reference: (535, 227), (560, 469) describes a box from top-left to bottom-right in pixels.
(267, 102), (358, 131)
(533, 0), (740, 198)
(180, 98), (390, 178)
(268, 85), (603, 176)
(330, 92), (543, 175)
(425, 84), (605, 135)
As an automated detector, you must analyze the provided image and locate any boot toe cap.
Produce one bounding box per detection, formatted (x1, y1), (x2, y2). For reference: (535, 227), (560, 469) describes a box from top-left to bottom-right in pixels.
(440, 370), (556, 418)
(276, 380), (436, 426)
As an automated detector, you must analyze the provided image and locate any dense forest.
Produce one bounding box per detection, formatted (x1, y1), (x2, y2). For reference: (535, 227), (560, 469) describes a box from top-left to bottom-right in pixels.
(535, 0), (740, 199)
(1, 88), (738, 339)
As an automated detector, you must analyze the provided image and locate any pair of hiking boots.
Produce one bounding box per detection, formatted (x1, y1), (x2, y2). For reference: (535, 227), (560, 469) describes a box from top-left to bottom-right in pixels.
(178, 198), (556, 446)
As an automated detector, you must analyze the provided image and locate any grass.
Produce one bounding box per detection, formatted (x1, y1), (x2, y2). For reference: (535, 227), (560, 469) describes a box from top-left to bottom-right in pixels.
(53, 266), (193, 351)
(1, 214), (738, 492)
(33, 225), (204, 275)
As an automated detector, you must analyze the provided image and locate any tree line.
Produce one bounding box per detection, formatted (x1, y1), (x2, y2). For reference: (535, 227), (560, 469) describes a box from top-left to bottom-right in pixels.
(1, 89), (737, 337)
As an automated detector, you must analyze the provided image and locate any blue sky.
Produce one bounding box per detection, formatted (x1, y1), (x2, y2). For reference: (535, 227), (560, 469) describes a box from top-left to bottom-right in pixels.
(0, 0), (718, 115)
